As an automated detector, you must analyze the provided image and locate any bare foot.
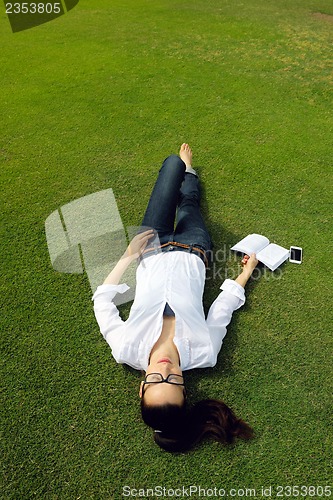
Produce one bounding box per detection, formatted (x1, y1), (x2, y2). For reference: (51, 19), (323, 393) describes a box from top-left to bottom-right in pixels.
(179, 143), (192, 168)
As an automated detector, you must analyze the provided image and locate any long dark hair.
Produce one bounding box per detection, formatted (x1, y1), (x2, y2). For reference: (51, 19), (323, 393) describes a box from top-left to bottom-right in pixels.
(141, 398), (254, 452)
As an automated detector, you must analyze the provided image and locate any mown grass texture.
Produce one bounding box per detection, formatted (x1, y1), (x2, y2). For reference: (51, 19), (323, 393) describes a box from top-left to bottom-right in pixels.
(1, 0), (332, 498)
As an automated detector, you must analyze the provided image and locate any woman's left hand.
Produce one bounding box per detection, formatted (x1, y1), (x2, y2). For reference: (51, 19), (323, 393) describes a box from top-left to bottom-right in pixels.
(124, 229), (155, 260)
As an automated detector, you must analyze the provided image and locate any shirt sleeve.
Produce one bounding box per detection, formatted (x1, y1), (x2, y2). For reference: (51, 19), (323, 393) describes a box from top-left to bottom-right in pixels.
(92, 283), (130, 340)
(206, 279), (246, 358)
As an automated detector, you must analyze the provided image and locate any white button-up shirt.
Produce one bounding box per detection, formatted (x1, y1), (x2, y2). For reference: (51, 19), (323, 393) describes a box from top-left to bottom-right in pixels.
(92, 252), (246, 371)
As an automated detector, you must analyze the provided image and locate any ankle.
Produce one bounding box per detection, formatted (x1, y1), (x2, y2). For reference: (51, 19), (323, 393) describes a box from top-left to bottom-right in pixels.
(185, 166), (198, 176)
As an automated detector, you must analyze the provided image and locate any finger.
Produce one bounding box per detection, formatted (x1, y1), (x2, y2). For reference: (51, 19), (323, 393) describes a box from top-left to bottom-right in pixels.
(250, 253), (258, 263)
(138, 233), (155, 250)
(142, 232), (155, 242)
(138, 229), (155, 239)
(142, 235), (151, 245)
(249, 254), (258, 266)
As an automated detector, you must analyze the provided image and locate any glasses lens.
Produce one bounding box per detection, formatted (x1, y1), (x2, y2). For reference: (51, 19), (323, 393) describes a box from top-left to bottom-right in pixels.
(167, 374), (184, 385)
(145, 373), (163, 383)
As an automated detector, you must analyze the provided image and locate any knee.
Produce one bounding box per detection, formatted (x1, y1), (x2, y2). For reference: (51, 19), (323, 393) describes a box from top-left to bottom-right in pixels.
(161, 154), (186, 172)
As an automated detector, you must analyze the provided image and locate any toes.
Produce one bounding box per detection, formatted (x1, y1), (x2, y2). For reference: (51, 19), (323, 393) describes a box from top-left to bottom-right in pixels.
(179, 143), (192, 156)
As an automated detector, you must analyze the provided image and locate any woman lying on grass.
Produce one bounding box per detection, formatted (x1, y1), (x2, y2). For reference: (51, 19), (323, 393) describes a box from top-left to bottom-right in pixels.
(92, 144), (258, 452)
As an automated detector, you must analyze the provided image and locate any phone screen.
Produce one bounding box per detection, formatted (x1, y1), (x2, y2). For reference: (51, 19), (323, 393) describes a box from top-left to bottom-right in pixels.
(290, 248), (302, 262)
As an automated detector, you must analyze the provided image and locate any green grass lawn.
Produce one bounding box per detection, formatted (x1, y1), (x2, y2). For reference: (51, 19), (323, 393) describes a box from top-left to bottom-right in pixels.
(1, 0), (332, 498)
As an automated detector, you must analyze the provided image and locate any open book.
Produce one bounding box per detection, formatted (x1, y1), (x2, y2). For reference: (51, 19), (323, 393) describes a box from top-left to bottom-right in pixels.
(231, 234), (289, 271)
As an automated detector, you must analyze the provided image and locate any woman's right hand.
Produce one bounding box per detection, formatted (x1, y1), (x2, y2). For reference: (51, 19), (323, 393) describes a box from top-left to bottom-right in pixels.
(242, 253), (259, 273)
(235, 253), (258, 288)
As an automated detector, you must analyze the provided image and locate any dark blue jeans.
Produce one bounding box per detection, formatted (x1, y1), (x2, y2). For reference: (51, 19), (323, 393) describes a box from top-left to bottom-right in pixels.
(141, 154), (212, 252)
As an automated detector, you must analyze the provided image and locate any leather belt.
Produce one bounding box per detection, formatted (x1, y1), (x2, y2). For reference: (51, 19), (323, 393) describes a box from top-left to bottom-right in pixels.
(141, 241), (209, 267)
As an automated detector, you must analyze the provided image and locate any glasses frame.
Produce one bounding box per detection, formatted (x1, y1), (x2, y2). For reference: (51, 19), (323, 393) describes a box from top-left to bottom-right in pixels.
(142, 373), (186, 397)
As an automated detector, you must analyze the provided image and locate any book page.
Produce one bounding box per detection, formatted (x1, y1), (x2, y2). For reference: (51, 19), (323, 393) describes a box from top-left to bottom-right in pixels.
(257, 243), (289, 271)
(231, 233), (270, 255)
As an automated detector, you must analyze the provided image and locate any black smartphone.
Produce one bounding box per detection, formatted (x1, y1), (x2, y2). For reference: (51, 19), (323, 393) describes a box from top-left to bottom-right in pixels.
(289, 246), (303, 264)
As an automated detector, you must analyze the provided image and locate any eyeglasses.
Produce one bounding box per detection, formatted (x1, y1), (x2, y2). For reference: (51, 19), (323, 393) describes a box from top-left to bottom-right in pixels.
(144, 373), (184, 385)
(142, 373), (185, 395)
